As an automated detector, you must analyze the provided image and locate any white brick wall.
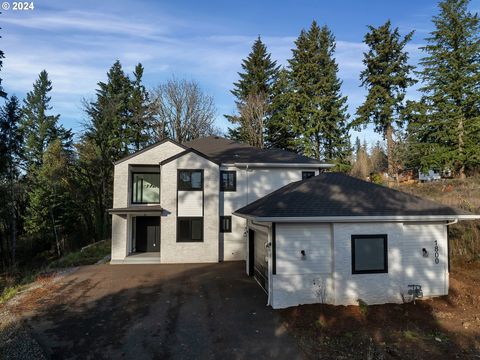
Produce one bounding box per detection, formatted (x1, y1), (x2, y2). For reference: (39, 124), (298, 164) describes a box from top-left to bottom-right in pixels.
(160, 152), (219, 263)
(111, 141), (185, 260)
(269, 221), (449, 309)
(222, 167), (319, 261)
(271, 223), (334, 308)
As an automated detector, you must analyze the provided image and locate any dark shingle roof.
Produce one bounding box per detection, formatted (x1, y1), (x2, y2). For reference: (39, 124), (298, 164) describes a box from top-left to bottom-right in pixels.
(184, 136), (326, 165)
(235, 172), (474, 218)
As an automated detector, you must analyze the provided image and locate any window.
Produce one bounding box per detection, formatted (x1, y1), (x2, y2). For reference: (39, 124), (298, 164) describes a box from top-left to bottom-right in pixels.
(177, 218), (203, 242)
(302, 171), (315, 180)
(178, 170), (203, 191)
(132, 172), (160, 204)
(220, 216), (232, 233)
(220, 171), (236, 191)
(351, 235), (388, 274)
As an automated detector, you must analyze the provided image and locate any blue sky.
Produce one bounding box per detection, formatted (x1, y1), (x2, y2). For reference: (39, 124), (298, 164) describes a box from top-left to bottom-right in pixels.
(2, 0), (479, 144)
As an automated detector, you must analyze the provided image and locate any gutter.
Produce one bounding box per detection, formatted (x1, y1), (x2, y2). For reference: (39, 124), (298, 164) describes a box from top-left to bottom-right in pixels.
(233, 214), (480, 223)
(222, 162), (334, 169)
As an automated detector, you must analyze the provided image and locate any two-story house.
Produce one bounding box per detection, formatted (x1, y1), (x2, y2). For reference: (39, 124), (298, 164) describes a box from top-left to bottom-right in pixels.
(109, 136), (479, 308)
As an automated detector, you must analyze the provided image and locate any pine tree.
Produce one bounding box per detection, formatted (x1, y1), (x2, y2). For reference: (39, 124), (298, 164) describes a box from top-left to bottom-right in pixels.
(227, 37), (279, 146)
(412, 0), (480, 178)
(265, 68), (297, 150)
(0, 48), (6, 99)
(0, 96), (22, 265)
(353, 20), (416, 180)
(288, 22), (351, 162)
(21, 70), (72, 172)
(82, 60), (137, 239)
(128, 63), (151, 151)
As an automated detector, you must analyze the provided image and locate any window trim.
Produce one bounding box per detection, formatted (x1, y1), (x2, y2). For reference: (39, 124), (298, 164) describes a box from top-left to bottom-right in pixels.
(176, 217), (204, 242)
(302, 171), (316, 180)
(220, 216), (232, 233)
(220, 171), (236, 192)
(351, 234), (388, 274)
(177, 169), (204, 191)
(131, 172), (160, 205)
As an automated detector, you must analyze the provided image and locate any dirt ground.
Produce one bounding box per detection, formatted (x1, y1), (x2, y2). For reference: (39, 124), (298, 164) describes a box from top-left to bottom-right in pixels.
(1, 261), (479, 359)
(0, 262), (300, 360)
(280, 261), (480, 359)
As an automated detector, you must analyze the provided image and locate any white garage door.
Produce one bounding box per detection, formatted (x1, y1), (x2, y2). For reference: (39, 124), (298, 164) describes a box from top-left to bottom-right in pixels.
(253, 230), (268, 292)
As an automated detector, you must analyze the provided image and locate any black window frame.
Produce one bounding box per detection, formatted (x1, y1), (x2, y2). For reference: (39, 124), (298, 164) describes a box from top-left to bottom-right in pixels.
(177, 169), (204, 191)
(302, 171), (316, 180)
(220, 171), (236, 191)
(176, 217), (204, 242)
(351, 234), (388, 274)
(131, 172), (160, 204)
(220, 216), (232, 233)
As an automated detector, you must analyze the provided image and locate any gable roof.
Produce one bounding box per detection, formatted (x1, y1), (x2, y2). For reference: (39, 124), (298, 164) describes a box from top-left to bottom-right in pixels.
(184, 136), (329, 165)
(160, 148), (220, 166)
(114, 138), (188, 165)
(234, 172), (478, 221)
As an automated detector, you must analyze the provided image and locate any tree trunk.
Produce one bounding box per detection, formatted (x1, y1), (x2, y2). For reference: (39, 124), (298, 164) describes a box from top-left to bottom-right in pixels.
(458, 115), (465, 179)
(385, 124), (395, 183)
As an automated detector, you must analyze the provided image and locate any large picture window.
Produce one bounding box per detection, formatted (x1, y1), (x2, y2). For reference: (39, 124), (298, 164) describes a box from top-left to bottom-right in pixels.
(177, 217), (203, 242)
(220, 171), (236, 191)
(132, 172), (160, 204)
(178, 170), (203, 191)
(351, 235), (388, 274)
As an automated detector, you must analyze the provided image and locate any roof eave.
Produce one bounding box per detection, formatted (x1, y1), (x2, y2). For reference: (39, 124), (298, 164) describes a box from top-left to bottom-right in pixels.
(224, 162), (334, 169)
(232, 214), (480, 222)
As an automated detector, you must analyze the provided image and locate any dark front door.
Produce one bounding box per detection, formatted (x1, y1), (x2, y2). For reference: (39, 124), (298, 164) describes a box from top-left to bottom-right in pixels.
(136, 217), (160, 252)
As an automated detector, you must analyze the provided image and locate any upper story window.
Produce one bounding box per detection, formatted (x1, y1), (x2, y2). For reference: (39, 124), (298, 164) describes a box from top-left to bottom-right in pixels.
(351, 235), (388, 274)
(132, 172), (160, 204)
(220, 171), (236, 191)
(302, 171), (316, 180)
(178, 170), (203, 191)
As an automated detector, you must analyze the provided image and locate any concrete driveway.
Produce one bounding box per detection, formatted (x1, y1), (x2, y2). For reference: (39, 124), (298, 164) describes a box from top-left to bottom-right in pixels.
(23, 261), (301, 359)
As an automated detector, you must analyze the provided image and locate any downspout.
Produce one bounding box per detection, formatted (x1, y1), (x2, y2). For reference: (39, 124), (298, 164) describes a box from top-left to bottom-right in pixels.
(445, 219), (458, 226)
(445, 218), (458, 274)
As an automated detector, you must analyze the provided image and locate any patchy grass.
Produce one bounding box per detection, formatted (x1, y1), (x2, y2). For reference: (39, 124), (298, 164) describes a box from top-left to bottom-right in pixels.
(0, 240), (110, 305)
(49, 240), (111, 268)
(396, 177), (480, 263)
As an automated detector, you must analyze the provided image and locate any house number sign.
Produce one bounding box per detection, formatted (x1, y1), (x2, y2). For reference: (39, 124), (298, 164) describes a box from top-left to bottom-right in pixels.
(434, 240), (439, 264)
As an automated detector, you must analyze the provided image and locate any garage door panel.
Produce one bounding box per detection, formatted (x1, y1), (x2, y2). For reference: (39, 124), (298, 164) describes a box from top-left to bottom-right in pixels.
(253, 231), (268, 292)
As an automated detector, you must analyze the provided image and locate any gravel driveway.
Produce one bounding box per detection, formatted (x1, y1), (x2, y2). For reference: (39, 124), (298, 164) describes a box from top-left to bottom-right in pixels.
(3, 261), (301, 359)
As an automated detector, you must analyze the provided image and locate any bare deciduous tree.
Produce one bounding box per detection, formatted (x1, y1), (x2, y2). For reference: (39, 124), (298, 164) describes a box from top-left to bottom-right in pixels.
(150, 78), (218, 143)
(237, 93), (267, 148)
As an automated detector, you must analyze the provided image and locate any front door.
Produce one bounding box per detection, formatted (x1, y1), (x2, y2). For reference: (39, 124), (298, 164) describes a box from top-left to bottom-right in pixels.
(135, 217), (160, 252)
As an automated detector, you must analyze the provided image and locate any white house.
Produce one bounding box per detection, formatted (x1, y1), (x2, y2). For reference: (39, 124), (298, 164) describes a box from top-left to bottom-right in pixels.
(109, 136), (479, 308)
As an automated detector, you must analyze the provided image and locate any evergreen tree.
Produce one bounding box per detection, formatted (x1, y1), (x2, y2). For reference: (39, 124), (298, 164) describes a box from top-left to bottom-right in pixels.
(265, 68), (297, 150)
(24, 139), (76, 256)
(82, 60), (137, 239)
(227, 37), (279, 146)
(0, 96), (23, 265)
(288, 22), (350, 162)
(21, 70), (72, 172)
(411, 0), (480, 178)
(128, 63), (151, 151)
(353, 20), (416, 179)
(0, 48), (6, 99)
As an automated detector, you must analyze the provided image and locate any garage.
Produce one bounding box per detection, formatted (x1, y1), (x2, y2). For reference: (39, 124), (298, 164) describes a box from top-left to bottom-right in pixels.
(248, 229), (269, 292)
